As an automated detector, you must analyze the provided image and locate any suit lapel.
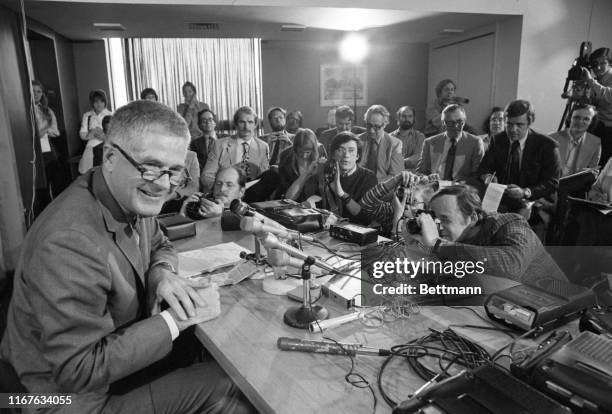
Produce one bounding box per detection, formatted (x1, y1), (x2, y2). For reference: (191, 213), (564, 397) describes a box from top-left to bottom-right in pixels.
(519, 132), (535, 184)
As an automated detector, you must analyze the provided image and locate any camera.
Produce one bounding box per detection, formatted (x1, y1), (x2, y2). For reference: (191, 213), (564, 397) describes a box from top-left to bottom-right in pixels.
(185, 193), (215, 220)
(406, 209), (436, 235)
(567, 41), (592, 82)
(324, 161), (337, 185)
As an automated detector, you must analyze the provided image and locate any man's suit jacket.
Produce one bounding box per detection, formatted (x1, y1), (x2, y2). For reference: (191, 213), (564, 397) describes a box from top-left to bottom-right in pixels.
(477, 130), (562, 200)
(189, 135), (218, 171)
(200, 135), (270, 192)
(416, 131), (484, 181)
(549, 130), (601, 174)
(358, 132), (403, 181)
(0, 168), (176, 413)
(318, 126), (366, 155)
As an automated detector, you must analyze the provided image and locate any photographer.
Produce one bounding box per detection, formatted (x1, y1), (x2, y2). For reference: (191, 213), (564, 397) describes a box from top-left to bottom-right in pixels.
(181, 166), (245, 219)
(583, 48), (612, 166)
(405, 185), (567, 283)
(360, 171), (438, 236)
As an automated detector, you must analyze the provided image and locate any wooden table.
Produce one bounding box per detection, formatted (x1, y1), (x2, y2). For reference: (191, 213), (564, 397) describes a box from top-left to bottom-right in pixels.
(172, 217), (541, 414)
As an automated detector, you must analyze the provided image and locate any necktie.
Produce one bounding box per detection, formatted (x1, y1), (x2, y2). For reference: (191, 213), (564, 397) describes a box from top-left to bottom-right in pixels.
(207, 137), (214, 156)
(242, 142), (250, 178)
(507, 141), (521, 184)
(366, 139), (379, 173)
(270, 135), (281, 165)
(443, 138), (457, 180)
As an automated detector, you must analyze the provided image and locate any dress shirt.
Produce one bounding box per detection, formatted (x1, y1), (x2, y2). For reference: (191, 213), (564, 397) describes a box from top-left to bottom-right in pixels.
(437, 134), (463, 179)
(390, 128), (426, 169)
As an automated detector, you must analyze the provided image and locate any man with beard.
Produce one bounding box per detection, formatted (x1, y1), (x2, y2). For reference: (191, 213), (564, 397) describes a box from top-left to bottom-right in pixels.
(285, 110), (303, 134)
(417, 104), (484, 182)
(260, 106), (294, 167)
(318, 105), (366, 155)
(390, 105), (425, 170)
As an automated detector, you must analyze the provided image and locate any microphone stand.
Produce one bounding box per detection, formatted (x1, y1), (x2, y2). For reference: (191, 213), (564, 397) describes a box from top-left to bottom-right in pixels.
(239, 235), (266, 265)
(283, 256), (329, 329)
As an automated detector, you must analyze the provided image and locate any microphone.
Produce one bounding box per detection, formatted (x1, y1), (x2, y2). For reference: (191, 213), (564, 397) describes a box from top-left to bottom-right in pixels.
(260, 233), (339, 274)
(267, 248), (304, 268)
(230, 199), (285, 230)
(277, 337), (390, 357)
(240, 217), (315, 242)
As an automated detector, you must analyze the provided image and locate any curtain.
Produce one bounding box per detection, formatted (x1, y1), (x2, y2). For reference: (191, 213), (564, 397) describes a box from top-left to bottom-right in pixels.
(116, 38), (263, 134)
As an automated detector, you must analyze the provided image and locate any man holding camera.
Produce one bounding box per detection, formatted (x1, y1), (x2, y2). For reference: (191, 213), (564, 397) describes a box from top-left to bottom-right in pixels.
(182, 166), (246, 219)
(583, 47), (612, 166)
(406, 185), (567, 284)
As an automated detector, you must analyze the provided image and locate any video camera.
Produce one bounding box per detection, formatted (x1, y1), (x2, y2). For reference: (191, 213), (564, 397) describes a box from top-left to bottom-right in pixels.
(566, 41), (593, 82)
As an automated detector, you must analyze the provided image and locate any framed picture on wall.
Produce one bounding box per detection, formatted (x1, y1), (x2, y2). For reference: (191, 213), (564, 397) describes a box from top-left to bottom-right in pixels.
(320, 64), (367, 107)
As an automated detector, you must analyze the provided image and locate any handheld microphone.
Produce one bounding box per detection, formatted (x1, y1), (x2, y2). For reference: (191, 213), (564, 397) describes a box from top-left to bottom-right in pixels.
(230, 199), (286, 230)
(240, 217), (315, 242)
(260, 233), (339, 274)
(267, 248), (304, 268)
(277, 337), (390, 357)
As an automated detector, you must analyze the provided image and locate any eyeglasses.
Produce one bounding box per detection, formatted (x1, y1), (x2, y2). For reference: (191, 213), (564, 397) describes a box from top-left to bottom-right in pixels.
(200, 118), (215, 123)
(443, 119), (465, 128)
(335, 147), (357, 155)
(111, 143), (190, 187)
(366, 123), (385, 131)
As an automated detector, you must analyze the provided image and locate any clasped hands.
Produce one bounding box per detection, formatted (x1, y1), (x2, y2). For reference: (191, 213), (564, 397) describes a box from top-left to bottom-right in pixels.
(149, 265), (220, 331)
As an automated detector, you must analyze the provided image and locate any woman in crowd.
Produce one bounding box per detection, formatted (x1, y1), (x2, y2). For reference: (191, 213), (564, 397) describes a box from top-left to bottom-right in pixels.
(479, 106), (505, 151)
(78, 89), (112, 174)
(279, 128), (326, 199)
(243, 128), (326, 202)
(140, 87), (158, 101)
(32, 80), (61, 195)
(177, 81), (209, 139)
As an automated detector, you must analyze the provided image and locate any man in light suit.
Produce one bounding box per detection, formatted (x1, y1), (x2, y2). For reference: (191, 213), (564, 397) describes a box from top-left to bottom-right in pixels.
(550, 104), (601, 176)
(416, 104), (484, 182)
(0, 101), (251, 413)
(201, 106), (270, 193)
(358, 104), (403, 182)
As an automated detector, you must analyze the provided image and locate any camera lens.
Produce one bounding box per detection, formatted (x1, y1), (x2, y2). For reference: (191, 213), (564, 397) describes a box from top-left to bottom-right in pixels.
(407, 218), (421, 235)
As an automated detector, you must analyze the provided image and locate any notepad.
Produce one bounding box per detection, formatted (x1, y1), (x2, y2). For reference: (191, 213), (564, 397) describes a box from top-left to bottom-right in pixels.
(482, 183), (507, 212)
(178, 242), (250, 278)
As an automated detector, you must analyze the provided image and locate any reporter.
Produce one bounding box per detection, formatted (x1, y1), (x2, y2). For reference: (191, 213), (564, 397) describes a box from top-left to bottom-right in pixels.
(181, 166), (246, 219)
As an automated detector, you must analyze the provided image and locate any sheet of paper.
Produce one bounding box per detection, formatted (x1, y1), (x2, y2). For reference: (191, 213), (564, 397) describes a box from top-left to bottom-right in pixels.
(438, 180), (453, 189)
(481, 183), (507, 212)
(178, 241), (250, 278)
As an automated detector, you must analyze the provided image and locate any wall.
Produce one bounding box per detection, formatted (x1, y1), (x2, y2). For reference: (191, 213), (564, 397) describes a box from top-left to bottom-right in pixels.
(261, 40), (429, 131)
(516, 0), (612, 132)
(72, 41), (111, 114)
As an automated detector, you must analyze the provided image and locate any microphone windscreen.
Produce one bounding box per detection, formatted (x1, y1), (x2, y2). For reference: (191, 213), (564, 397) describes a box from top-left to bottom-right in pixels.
(221, 211), (241, 231)
(240, 217), (257, 232)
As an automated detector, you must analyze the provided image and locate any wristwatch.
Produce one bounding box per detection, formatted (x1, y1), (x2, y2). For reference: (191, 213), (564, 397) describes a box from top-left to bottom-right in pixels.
(339, 192), (352, 204)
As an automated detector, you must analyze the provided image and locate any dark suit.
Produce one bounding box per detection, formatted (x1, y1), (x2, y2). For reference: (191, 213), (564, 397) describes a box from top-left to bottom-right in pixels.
(477, 130), (562, 200)
(0, 168), (243, 413)
(189, 135), (218, 171)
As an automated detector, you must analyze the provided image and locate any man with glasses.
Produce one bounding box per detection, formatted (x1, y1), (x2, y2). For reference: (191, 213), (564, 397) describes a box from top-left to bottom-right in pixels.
(584, 47), (612, 166)
(417, 104), (484, 182)
(1, 100), (252, 413)
(201, 106), (270, 193)
(358, 104), (403, 182)
(190, 108), (225, 171)
(478, 100), (561, 214)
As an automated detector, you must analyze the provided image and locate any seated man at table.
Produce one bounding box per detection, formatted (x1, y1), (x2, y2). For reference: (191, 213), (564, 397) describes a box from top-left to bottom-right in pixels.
(0, 100), (251, 413)
(200, 106), (270, 193)
(405, 184), (567, 283)
(318, 105), (366, 155)
(287, 131), (377, 225)
(416, 104), (484, 182)
(181, 166), (246, 219)
(478, 100), (562, 213)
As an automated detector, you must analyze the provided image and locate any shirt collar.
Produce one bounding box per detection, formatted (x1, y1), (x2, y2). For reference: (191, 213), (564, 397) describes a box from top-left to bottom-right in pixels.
(340, 165), (357, 177)
(568, 129), (585, 145)
(445, 131), (463, 143)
